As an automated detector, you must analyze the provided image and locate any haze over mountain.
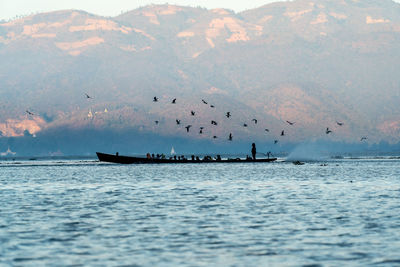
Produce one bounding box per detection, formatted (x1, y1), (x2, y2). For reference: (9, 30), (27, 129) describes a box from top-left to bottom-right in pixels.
(1, 0), (400, 155)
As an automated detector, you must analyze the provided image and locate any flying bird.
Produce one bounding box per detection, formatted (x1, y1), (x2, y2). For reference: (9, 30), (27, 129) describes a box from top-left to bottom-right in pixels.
(172, 98), (177, 104)
(185, 125), (192, 132)
(265, 129), (270, 132)
(176, 119), (181, 125)
(228, 133), (233, 141)
(211, 120), (218, 125)
(153, 96), (158, 102)
(85, 93), (93, 99)
(213, 136), (218, 139)
(191, 111), (195, 116)
(326, 127), (332, 134)
(202, 99), (208, 104)
(199, 127), (204, 134)
(281, 130), (285, 136)
(226, 112), (231, 118)
(336, 121), (344, 126)
(243, 123), (248, 127)
(252, 119), (258, 124)
(155, 120), (159, 125)
(26, 110), (35, 116)
(286, 120), (295, 125)
(210, 105), (215, 108)
(360, 137), (368, 141)
(274, 140), (279, 144)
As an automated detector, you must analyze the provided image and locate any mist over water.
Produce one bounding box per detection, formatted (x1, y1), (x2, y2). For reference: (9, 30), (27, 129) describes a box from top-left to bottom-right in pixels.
(1, 159), (400, 266)
(286, 142), (330, 162)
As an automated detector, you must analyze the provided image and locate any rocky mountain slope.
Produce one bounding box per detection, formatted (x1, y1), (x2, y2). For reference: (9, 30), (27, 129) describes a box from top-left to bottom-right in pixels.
(1, 0), (400, 145)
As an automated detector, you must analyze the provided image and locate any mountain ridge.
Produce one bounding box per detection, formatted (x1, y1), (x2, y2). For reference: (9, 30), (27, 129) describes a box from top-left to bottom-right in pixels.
(1, 0), (400, 147)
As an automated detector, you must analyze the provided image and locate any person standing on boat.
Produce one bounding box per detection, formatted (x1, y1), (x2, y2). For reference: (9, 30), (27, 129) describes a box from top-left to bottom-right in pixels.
(251, 143), (256, 160)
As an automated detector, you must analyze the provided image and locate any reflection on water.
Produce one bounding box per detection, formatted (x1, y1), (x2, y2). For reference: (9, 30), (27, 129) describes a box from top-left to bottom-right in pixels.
(1, 159), (400, 266)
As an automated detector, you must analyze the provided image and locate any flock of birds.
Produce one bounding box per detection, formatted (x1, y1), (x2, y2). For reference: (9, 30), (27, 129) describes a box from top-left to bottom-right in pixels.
(24, 93), (369, 143)
(151, 96), (369, 144)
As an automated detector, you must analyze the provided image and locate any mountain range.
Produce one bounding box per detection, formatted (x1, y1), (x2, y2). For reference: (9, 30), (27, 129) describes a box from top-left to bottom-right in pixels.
(1, 0), (400, 154)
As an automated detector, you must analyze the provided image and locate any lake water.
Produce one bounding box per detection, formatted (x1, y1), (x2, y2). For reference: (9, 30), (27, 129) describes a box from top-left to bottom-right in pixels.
(1, 159), (400, 266)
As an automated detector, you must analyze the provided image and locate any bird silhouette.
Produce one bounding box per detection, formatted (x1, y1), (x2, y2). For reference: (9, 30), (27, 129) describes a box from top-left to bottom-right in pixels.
(176, 119), (181, 125)
(274, 140), (279, 144)
(202, 99), (208, 104)
(243, 123), (248, 127)
(185, 125), (192, 132)
(153, 96), (158, 102)
(336, 121), (344, 126)
(26, 110), (35, 116)
(85, 93), (92, 99)
(326, 127), (332, 134)
(213, 136), (218, 139)
(252, 119), (258, 124)
(360, 137), (367, 141)
(211, 120), (218, 125)
(265, 129), (270, 132)
(191, 111), (195, 116)
(172, 98), (177, 104)
(199, 127), (204, 134)
(226, 112), (231, 118)
(281, 130), (285, 136)
(154, 120), (159, 125)
(286, 120), (295, 125)
(210, 105), (215, 108)
(228, 133), (233, 141)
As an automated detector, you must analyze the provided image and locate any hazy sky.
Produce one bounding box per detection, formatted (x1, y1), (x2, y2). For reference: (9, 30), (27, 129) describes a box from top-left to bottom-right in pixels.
(1, 0), (285, 21)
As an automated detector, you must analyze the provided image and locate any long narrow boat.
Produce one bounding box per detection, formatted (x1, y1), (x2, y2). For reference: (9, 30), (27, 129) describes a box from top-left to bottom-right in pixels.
(96, 152), (277, 164)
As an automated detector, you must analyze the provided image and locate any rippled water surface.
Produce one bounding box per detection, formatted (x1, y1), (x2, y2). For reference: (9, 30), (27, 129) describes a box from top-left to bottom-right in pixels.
(1, 159), (400, 266)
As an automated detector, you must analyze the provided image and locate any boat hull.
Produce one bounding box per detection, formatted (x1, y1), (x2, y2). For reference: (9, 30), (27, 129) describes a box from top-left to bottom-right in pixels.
(96, 152), (277, 164)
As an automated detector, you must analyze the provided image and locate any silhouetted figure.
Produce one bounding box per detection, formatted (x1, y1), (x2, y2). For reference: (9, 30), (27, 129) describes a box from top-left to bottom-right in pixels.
(85, 93), (92, 99)
(286, 120), (295, 125)
(202, 99), (208, 104)
(226, 112), (231, 118)
(176, 119), (181, 125)
(116, 152), (119, 156)
(191, 155), (195, 161)
(281, 130), (285, 136)
(199, 127), (204, 134)
(213, 136), (218, 139)
(326, 127), (332, 134)
(243, 123), (248, 127)
(174, 155), (177, 160)
(26, 110), (35, 116)
(153, 96), (158, 102)
(152, 154), (155, 159)
(336, 121), (344, 126)
(196, 156), (200, 161)
(251, 143), (256, 160)
(191, 111), (195, 116)
(274, 140), (278, 144)
(211, 120), (217, 125)
(216, 155), (222, 161)
(228, 133), (233, 141)
(185, 125), (192, 132)
(155, 120), (159, 125)
(210, 105), (215, 108)
(146, 153), (151, 159)
(360, 137), (367, 141)
(252, 119), (258, 124)
(172, 98), (177, 104)
(265, 129), (269, 132)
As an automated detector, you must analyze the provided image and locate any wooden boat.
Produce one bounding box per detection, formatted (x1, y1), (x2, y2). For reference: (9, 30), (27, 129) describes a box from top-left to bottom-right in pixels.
(96, 152), (277, 164)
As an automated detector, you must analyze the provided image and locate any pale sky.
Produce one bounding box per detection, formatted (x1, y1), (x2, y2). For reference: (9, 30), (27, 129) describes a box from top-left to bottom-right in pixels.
(0, 0), (285, 21)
